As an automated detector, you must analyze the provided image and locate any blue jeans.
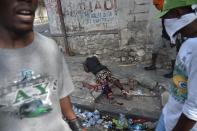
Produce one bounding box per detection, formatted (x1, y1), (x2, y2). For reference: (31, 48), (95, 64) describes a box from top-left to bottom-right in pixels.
(155, 113), (166, 131)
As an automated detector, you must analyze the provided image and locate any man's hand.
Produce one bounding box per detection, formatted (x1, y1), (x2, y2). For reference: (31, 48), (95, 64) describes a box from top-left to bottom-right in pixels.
(172, 113), (196, 131)
(60, 96), (87, 131)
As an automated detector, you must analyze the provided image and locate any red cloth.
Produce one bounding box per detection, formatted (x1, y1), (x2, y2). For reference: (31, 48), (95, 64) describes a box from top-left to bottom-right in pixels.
(153, 0), (164, 10)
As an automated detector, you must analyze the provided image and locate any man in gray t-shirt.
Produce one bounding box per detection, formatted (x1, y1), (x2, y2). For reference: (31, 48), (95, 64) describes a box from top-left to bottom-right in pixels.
(0, 0), (85, 131)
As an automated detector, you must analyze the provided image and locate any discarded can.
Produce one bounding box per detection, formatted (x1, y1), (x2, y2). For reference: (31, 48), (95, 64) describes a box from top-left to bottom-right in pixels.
(130, 123), (146, 130)
(128, 77), (138, 89)
(132, 119), (146, 124)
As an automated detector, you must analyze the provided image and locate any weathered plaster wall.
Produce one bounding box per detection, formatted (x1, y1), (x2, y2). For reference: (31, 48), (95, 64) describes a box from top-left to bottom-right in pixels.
(61, 0), (118, 32)
(44, 0), (63, 35)
(45, 0), (167, 65)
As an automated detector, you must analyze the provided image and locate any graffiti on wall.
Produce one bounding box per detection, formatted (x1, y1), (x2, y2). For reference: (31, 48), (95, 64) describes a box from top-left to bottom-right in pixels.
(61, 0), (118, 32)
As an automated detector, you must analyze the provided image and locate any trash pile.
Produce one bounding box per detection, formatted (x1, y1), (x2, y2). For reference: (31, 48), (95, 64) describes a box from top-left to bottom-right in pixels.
(73, 106), (156, 131)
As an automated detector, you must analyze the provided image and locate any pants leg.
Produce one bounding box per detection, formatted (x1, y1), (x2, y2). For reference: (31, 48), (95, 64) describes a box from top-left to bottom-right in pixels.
(162, 38), (177, 60)
(102, 84), (113, 98)
(152, 36), (165, 54)
(155, 113), (166, 131)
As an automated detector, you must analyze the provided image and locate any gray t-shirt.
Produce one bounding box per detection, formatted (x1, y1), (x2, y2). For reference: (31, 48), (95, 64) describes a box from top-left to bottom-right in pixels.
(0, 33), (74, 131)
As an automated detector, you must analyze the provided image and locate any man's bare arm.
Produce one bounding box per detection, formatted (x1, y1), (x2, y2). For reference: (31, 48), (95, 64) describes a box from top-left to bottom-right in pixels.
(60, 96), (86, 131)
(173, 113), (196, 131)
(60, 96), (76, 120)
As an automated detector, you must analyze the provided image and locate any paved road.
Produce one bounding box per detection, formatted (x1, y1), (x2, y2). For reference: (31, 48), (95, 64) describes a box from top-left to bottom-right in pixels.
(65, 56), (170, 120)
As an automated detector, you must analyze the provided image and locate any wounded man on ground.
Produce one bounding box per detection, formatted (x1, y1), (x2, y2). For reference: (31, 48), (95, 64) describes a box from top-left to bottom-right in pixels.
(82, 56), (129, 100)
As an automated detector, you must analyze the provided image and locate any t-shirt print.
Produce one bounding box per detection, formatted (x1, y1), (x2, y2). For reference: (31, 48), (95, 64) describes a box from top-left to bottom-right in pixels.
(169, 50), (192, 103)
(0, 69), (58, 119)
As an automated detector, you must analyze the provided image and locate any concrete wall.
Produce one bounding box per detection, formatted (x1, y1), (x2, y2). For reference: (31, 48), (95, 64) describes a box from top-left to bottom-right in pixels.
(44, 0), (63, 35)
(46, 0), (166, 64)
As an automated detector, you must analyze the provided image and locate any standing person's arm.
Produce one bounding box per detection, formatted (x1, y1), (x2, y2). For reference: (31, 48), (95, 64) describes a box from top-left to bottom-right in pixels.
(59, 55), (86, 131)
(60, 96), (86, 131)
(60, 96), (77, 120)
(172, 113), (196, 131)
(173, 53), (197, 131)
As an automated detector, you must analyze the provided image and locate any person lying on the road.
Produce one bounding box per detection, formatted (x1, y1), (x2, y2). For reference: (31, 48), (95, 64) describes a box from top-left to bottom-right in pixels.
(82, 56), (129, 99)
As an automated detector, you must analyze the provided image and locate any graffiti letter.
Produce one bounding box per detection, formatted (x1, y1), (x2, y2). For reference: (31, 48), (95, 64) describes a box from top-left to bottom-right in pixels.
(79, 2), (86, 10)
(114, 0), (117, 9)
(89, 2), (93, 12)
(104, 0), (113, 10)
(95, 1), (102, 10)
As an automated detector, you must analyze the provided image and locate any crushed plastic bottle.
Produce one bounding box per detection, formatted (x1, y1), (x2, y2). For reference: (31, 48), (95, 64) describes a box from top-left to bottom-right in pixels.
(130, 123), (146, 130)
(112, 114), (128, 130)
(74, 109), (105, 128)
(72, 106), (155, 130)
